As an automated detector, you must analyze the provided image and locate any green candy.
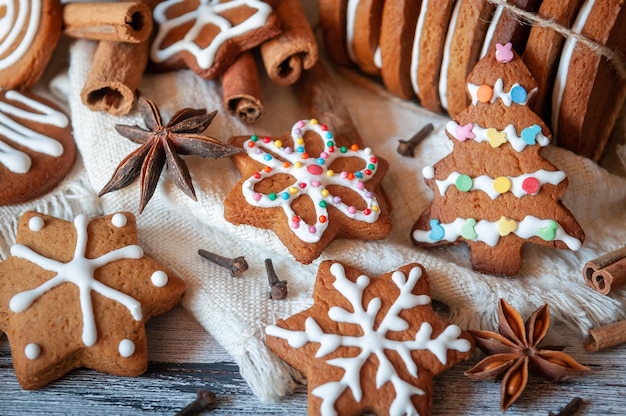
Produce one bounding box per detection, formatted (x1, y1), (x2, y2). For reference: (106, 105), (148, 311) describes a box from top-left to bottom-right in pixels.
(455, 174), (473, 192)
(461, 218), (478, 239)
(538, 220), (558, 241)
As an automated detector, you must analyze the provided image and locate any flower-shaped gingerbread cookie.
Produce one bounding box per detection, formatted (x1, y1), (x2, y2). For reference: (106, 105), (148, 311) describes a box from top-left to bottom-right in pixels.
(0, 212), (185, 389)
(265, 261), (474, 415)
(224, 119), (392, 264)
(150, 0), (281, 79)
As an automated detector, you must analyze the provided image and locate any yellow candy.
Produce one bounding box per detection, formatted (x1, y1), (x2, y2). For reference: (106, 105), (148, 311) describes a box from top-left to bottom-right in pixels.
(289, 187), (298, 194)
(493, 177), (511, 194)
(297, 138), (304, 145)
(274, 140), (283, 148)
(497, 216), (518, 236)
(294, 161), (302, 169)
(321, 189), (329, 197)
(487, 128), (507, 147)
(326, 169), (335, 177)
(310, 119), (319, 125)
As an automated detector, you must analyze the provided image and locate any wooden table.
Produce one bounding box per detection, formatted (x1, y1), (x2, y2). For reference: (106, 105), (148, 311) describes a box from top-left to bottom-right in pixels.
(1, 304), (624, 415)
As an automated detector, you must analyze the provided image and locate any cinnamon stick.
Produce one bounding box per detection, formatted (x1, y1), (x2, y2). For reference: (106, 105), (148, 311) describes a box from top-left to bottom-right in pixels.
(260, 0), (318, 86)
(583, 319), (626, 352)
(583, 246), (626, 294)
(63, 2), (153, 43)
(81, 40), (149, 116)
(221, 52), (263, 124)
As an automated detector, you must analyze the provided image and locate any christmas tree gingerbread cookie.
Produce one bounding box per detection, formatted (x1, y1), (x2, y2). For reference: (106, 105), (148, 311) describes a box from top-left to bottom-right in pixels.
(265, 261), (474, 415)
(411, 42), (584, 276)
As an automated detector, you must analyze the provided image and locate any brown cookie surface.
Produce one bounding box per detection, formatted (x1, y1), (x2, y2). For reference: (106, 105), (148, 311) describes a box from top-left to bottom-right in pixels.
(0, 90), (77, 205)
(265, 261), (474, 416)
(224, 119), (392, 264)
(0, 0), (62, 90)
(150, 0), (281, 79)
(413, 45), (584, 276)
(0, 212), (186, 389)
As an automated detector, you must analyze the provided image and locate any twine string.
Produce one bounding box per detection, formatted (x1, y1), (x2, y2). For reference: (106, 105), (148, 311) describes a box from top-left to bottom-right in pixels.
(486, 0), (626, 80)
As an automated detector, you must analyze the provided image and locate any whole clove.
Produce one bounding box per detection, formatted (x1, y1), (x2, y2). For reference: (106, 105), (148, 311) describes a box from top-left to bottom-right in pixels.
(176, 388), (217, 416)
(198, 249), (248, 277)
(397, 123), (434, 157)
(548, 397), (584, 416)
(265, 258), (288, 300)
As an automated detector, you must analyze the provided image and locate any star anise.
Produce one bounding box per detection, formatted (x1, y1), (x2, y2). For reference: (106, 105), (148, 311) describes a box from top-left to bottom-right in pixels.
(99, 95), (243, 212)
(465, 299), (589, 412)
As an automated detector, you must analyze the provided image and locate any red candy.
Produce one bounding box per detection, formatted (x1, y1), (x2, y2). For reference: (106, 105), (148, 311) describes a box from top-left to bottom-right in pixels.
(522, 177), (540, 194)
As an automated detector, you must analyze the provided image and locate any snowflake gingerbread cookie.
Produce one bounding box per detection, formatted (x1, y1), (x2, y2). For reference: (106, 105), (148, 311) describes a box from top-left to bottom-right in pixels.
(150, 0), (281, 79)
(265, 261), (474, 415)
(224, 119), (393, 264)
(0, 211), (185, 389)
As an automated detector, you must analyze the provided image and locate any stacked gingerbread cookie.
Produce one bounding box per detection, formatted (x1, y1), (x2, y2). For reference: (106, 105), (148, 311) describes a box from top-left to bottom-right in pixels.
(319, 0), (626, 161)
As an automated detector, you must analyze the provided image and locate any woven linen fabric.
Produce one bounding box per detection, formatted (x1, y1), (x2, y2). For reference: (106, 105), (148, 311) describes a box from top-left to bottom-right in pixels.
(65, 38), (626, 402)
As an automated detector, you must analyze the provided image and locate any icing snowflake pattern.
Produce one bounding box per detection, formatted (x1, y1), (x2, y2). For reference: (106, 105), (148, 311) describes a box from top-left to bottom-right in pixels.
(266, 263), (471, 416)
(242, 119), (382, 243)
(9, 214), (144, 347)
(151, 0), (273, 69)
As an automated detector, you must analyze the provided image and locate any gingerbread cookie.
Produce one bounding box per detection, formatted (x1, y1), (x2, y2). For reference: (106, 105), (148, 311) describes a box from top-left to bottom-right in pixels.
(0, 90), (77, 205)
(550, 0), (626, 161)
(523, 0), (586, 122)
(0, 0), (62, 90)
(150, 0), (282, 79)
(412, 44), (584, 276)
(265, 261), (474, 415)
(224, 119), (392, 264)
(0, 212), (185, 389)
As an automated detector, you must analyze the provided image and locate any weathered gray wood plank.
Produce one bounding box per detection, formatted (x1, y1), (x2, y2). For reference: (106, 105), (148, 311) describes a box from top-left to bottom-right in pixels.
(1, 305), (624, 415)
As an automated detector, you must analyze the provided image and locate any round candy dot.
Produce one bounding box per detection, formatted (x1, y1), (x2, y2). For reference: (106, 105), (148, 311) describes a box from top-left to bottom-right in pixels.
(111, 213), (127, 228)
(326, 140), (334, 147)
(262, 136), (271, 143)
(296, 120), (305, 128)
(263, 166), (271, 173)
(319, 215), (327, 223)
(341, 171), (348, 178)
(339, 146), (347, 153)
(455, 174), (473, 192)
(253, 172), (261, 179)
(365, 191), (373, 199)
(294, 162), (302, 169)
(291, 221), (300, 229)
(326, 170), (334, 177)
(263, 154), (272, 161)
(309, 226), (317, 234)
(311, 180), (321, 187)
(510, 85), (527, 104)
(356, 182), (365, 190)
(333, 196), (341, 203)
(307, 164), (323, 175)
(151, 270), (168, 287)
(254, 148), (263, 155)
(348, 206), (356, 214)
(285, 147), (293, 154)
(268, 193), (277, 201)
(253, 193), (261, 201)
(281, 192), (290, 200)
(319, 201), (327, 208)
(364, 169), (372, 176)
(364, 208), (371, 215)
(119, 339), (136, 358)
(321, 189), (330, 197)
(310, 119), (319, 125)
(350, 144), (359, 151)
(28, 216), (45, 232)
(301, 152), (309, 160)
(522, 177), (540, 194)
(299, 183), (307, 189)
(493, 177), (512, 194)
(297, 146), (304, 153)
(247, 141), (255, 148)
(367, 163), (376, 170)
(250, 134), (258, 142)
(283, 162), (291, 168)
(24, 343), (41, 360)
(422, 166), (435, 179)
(477, 85), (493, 103)
(289, 186), (298, 194)
(274, 140), (283, 148)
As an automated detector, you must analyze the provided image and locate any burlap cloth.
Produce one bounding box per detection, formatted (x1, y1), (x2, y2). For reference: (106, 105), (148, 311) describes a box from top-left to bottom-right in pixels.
(7, 30), (625, 401)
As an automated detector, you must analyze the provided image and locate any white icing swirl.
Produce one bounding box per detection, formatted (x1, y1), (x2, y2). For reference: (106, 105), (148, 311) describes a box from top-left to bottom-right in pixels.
(0, 0), (41, 70)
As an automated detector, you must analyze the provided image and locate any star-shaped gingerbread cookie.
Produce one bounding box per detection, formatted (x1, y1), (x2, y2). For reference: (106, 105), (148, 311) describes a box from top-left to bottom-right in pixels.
(0, 211), (185, 389)
(265, 261), (474, 415)
(224, 119), (393, 264)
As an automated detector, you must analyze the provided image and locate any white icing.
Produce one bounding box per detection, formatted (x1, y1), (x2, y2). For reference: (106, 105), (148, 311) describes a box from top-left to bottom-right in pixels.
(265, 263), (471, 415)
(409, 0), (429, 96)
(551, 0), (595, 137)
(479, 5), (504, 58)
(151, 270), (168, 288)
(467, 78), (537, 106)
(438, 0), (463, 111)
(446, 120), (550, 152)
(0, 0), (41, 70)
(151, 0), (272, 70)
(413, 215), (582, 250)
(241, 120), (382, 243)
(118, 339), (136, 358)
(24, 342), (40, 360)
(345, 0), (359, 63)
(111, 213), (128, 228)
(0, 90), (68, 173)
(373, 46), (382, 69)
(28, 216), (44, 232)
(432, 169), (566, 198)
(422, 165), (434, 180)
(9, 214), (145, 347)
